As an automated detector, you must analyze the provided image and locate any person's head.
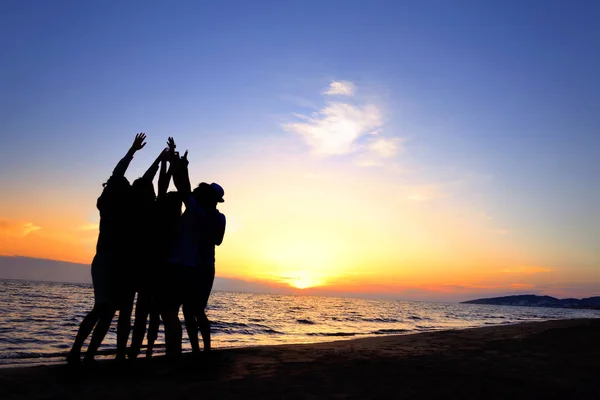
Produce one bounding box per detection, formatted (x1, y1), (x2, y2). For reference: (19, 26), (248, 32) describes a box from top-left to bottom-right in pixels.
(192, 182), (214, 209)
(192, 182), (224, 209)
(99, 175), (132, 213)
(102, 176), (131, 198)
(210, 182), (225, 204)
(132, 178), (156, 204)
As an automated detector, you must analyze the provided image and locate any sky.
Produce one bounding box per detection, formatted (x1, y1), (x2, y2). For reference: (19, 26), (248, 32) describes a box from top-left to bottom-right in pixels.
(1, 0), (599, 301)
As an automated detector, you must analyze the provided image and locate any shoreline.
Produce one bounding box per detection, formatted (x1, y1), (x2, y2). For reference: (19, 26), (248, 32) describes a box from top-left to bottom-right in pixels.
(2, 318), (600, 399)
(0, 317), (591, 369)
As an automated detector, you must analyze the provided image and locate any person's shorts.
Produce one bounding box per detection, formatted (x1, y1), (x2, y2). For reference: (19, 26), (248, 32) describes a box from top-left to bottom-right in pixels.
(155, 263), (185, 313)
(91, 252), (135, 309)
(91, 255), (113, 306)
(182, 265), (215, 310)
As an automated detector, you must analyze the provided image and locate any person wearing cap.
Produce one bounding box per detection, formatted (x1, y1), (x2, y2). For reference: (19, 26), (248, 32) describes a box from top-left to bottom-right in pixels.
(167, 146), (226, 355)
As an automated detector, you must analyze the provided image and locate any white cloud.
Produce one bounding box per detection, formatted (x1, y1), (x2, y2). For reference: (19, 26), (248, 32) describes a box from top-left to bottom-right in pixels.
(284, 102), (383, 155)
(322, 80), (356, 96)
(284, 80), (406, 166)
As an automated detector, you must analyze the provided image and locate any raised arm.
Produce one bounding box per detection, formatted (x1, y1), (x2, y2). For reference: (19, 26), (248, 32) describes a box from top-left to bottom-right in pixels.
(172, 150), (192, 202)
(167, 137), (192, 200)
(142, 148), (168, 183)
(112, 132), (147, 178)
(157, 158), (173, 198)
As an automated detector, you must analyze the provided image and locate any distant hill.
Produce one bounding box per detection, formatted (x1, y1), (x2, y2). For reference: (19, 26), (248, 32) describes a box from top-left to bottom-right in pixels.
(462, 294), (600, 310)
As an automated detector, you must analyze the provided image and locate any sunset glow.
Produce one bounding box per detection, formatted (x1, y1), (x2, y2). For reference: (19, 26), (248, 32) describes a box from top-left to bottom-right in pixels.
(282, 272), (327, 290)
(1, 1), (599, 302)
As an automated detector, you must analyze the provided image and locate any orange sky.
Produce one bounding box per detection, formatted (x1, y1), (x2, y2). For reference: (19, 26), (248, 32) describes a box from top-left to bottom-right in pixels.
(1, 78), (599, 301)
(1, 133), (597, 301)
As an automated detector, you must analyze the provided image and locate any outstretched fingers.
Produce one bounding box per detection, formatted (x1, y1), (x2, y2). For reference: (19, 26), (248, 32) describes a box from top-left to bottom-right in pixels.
(132, 132), (147, 150)
(167, 137), (176, 151)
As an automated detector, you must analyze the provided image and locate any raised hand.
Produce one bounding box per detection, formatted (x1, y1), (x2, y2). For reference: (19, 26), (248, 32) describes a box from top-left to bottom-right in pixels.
(167, 137), (176, 152)
(131, 133), (147, 152)
(159, 147), (170, 161)
(181, 150), (189, 167)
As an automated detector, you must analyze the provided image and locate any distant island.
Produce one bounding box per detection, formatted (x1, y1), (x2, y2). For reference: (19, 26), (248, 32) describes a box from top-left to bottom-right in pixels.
(462, 295), (600, 310)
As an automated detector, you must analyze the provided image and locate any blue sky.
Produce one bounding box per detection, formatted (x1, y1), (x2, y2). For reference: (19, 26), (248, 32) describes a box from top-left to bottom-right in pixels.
(1, 0), (599, 298)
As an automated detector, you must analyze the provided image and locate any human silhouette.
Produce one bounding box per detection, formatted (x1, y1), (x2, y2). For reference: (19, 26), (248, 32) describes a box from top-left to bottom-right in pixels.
(67, 133), (146, 364)
(148, 146), (185, 357)
(129, 139), (183, 359)
(124, 147), (169, 360)
(168, 151), (226, 354)
(153, 141), (193, 357)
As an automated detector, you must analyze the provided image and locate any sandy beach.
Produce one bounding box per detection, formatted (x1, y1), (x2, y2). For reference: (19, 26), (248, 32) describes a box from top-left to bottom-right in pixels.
(1, 318), (599, 399)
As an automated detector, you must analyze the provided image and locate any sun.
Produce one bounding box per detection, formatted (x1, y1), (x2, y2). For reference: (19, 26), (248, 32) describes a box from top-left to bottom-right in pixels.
(285, 271), (327, 290)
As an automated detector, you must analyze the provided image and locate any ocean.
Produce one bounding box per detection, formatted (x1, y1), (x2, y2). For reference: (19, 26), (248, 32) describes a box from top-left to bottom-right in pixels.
(1, 279), (598, 366)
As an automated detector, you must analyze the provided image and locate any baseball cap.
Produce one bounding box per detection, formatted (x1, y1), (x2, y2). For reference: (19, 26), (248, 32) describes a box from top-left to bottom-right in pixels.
(210, 182), (225, 203)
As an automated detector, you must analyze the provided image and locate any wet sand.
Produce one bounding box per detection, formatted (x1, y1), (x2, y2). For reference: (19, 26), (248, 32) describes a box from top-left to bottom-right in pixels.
(1, 318), (599, 399)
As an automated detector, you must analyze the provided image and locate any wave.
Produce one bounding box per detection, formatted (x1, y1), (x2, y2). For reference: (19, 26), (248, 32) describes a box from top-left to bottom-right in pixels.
(3, 279), (598, 362)
(371, 329), (410, 335)
(211, 320), (283, 335)
(361, 317), (401, 323)
(307, 332), (358, 337)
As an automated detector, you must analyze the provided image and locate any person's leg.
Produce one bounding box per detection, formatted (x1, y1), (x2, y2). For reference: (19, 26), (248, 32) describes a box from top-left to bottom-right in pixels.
(197, 268), (215, 352)
(129, 291), (150, 359)
(67, 307), (100, 363)
(182, 303), (200, 354)
(146, 310), (160, 358)
(73, 255), (109, 363)
(115, 292), (134, 361)
(159, 263), (183, 358)
(197, 310), (211, 352)
(83, 305), (116, 363)
(161, 307), (182, 357)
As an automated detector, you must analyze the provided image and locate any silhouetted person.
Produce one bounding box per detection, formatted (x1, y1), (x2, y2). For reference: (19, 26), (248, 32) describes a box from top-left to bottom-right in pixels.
(67, 133), (146, 364)
(182, 182), (225, 354)
(148, 151), (184, 357)
(123, 147), (168, 360)
(129, 141), (182, 359)
(168, 151), (226, 354)
(155, 141), (192, 357)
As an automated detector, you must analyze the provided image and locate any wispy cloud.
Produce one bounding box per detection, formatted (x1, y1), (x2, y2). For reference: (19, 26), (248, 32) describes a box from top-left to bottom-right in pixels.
(508, 283), (535, 289)
(284, 81), (402, 163)
(322, 80), (356, 96)
(501, 266), (554, 275)
(356, 137), (404, 166)
(76, 223), (99, 232)
(284, 102), (383, 155)
(0, 219), (41, 237)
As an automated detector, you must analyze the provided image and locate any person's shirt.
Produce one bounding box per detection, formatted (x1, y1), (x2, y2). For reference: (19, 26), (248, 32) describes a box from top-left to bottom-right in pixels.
(168, 195), (226, 268)
(196, 208), (226, 267)
(94, 154), (134, 258)
(95, 179), (132, 258)
(155, 191), (183, 262)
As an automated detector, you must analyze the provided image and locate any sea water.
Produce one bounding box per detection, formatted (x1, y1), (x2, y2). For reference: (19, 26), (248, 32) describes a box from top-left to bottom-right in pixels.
(1, 279), (598, 366)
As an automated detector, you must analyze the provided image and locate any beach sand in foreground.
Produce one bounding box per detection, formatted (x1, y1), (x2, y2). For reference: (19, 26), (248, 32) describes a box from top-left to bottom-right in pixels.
(1, 318), (599, 399)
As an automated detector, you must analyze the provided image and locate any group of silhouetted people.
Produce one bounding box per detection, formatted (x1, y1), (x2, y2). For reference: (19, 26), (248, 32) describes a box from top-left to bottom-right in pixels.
(67, 133), (226, 364)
